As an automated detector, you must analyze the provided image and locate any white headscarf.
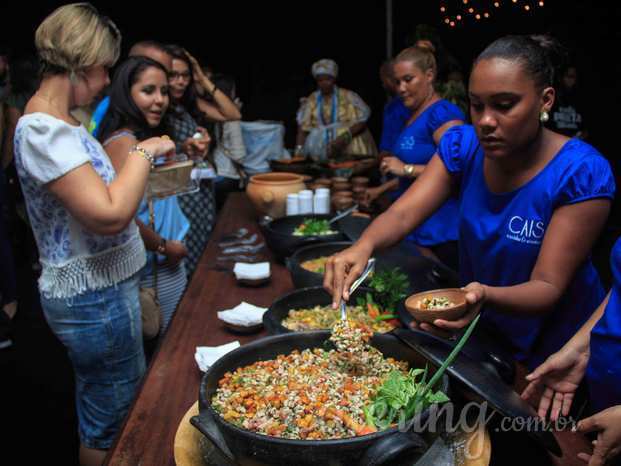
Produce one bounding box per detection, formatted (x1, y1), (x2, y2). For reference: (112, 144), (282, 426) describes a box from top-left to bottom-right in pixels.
(311, 59), (338, 79)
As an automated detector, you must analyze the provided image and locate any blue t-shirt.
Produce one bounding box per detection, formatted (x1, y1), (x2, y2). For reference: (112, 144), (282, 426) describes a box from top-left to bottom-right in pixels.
(588, 237), (621, 413)
(89, 96), (110, 137)
(379, 97), (410, 152)
(393, 100), (464, 246)
(137, 196), (190, 276)
(438, 125), (615, 368)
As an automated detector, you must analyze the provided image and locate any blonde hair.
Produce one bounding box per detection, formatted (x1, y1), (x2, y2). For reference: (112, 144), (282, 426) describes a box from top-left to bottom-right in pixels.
(395, 46), (437, 81)
(35, 3), (121, 78)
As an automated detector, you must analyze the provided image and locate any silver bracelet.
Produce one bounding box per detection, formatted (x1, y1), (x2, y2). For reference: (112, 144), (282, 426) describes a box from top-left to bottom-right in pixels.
(130, 144), (155, 168)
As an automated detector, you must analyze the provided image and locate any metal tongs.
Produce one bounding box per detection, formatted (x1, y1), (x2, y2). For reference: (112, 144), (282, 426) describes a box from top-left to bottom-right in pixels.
(340, 258), (376, 321)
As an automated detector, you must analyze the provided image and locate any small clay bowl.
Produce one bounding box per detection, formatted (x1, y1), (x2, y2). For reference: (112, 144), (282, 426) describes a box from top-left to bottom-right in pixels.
(404, 288), (468, 324)
(332, 181), (352, 192)
(351, 176), (369, 187)
(332, 190), (353, 200)
(352, 186), (366, 199)
(315, 178), (332, 187)
(333, 196), (354, 210)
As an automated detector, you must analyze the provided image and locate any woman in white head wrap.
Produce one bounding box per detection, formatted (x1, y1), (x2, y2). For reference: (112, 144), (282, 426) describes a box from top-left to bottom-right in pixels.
(295, 58), (377, 160)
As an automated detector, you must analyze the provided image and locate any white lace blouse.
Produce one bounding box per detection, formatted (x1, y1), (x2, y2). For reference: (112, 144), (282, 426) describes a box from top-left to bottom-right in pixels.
(14, 113), (146, 299)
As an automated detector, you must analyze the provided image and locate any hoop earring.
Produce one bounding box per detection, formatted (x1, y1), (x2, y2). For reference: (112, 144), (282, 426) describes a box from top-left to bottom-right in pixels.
(539, 110), (549, 123)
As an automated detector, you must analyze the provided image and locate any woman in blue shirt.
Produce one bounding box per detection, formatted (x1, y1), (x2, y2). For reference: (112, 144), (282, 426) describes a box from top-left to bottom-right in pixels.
(98, 56), (190, 335)
(365, 47), (465, 269)
(324, 35), (614, 371)
(523, 236), (621, 465)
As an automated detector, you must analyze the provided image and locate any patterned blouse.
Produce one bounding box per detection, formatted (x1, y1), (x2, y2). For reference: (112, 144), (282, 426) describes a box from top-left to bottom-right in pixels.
(14, 113), (145, 298)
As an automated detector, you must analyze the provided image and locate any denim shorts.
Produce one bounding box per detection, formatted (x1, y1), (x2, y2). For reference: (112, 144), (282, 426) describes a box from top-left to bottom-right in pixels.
(40, 274), (146, 450)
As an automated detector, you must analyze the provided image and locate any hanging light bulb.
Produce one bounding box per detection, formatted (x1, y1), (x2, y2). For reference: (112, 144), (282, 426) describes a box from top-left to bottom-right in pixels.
(450, 21), (456, 26)
(444, 18), (450, 24)
(538, 0), (544, 5)
(494, 1), (500, 6)
(524, 4), (530, 10)
(468, 7), (474, 13)
(475, 13), (481, 19)
(484, 12), (490, 17)
(456, 14), (462, 20)
(440, 6), (446, 12)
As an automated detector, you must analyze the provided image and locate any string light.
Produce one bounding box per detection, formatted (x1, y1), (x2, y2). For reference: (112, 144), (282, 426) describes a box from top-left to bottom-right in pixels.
(441, 0), (543, 28)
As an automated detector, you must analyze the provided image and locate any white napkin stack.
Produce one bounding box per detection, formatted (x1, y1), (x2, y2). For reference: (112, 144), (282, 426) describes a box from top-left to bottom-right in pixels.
(233, 262), (270, 280)
(217, 301), (268, 326)
(194, 341), (240, 372)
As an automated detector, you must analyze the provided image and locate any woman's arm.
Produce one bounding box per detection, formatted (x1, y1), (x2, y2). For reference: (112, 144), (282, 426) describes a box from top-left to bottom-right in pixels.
(46, 136), (173, 236)
(435, 198), (612, 331)
(324, 154), (453, 303)
(185, 51), (241, 122)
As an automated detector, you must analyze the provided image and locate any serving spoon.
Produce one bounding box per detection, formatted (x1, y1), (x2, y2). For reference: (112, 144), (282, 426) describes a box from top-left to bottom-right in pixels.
(340, 257), (376, 321)
(328, 203), (359, 225)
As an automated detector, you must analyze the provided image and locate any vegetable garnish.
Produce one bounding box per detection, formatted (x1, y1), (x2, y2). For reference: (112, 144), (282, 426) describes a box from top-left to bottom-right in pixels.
(293, 218), (336, 236)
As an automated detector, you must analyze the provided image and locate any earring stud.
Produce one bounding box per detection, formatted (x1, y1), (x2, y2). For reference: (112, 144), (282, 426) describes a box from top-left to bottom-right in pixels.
(540, 110), (550, 123)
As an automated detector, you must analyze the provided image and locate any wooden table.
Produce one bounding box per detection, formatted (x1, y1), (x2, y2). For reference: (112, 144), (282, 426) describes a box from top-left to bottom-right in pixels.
(105, 192), (593, 466)
(105, 193), (293, 466)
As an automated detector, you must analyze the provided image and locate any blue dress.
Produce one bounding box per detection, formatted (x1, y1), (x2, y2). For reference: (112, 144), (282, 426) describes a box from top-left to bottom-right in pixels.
(438, 125), (615, 368)
(587, 237), (621, 413)
(393, 100), (464, 246)
(379, 97), (410, 152)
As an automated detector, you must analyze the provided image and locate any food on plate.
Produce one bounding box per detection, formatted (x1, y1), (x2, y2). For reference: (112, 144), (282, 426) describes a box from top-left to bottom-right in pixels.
(417, 296), (455, 310)
(300, 256), (330, 273)
(211, 323), (449, 439)
(293, 218), (336, 236)
(281, 300), (398, 333)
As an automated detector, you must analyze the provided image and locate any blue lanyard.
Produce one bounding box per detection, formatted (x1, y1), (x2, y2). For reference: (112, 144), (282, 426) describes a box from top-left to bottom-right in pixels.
(317, 87), (338, 147)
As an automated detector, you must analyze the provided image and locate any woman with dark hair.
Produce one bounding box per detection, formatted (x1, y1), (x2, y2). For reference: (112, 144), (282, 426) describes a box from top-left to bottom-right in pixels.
(325, 35), (614, 372)
(99, 56), (189, 334)
(165, 45), (240, 277)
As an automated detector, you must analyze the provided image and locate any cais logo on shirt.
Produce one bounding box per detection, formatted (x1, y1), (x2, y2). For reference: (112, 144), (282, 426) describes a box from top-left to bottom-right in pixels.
(400, 136), (416, 150)
(506, 216), (545, 245)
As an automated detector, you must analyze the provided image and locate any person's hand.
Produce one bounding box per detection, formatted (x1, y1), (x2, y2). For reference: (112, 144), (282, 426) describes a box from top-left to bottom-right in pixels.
(521, 342), (590, 420)
(576, 405), (621, 466)
(184, 49), (211, 90)
(380, 156), (406, 176)
(410, 281), (486, 336)
(362, 186), (383, 208)
(323, 242), (373, 308)
(164, 240), (188, 266)
(139, 136), (176, 158)
(181, 127), (211, 159)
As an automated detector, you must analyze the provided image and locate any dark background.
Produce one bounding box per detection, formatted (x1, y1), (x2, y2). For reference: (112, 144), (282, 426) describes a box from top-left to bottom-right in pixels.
(1, 1), (619, 156)
(1, 2), (620, 464)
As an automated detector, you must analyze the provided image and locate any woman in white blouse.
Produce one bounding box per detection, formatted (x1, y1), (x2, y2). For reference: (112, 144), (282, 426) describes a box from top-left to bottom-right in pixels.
(13, 5), (173, 465)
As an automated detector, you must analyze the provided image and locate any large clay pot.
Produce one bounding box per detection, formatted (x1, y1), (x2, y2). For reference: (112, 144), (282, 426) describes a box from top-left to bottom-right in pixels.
(246, 172), (306, 218)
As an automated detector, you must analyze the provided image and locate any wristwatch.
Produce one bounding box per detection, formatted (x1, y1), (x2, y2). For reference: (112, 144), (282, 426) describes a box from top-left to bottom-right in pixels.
(156, 238), (167, 255)
(403, 164), (415, 177)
